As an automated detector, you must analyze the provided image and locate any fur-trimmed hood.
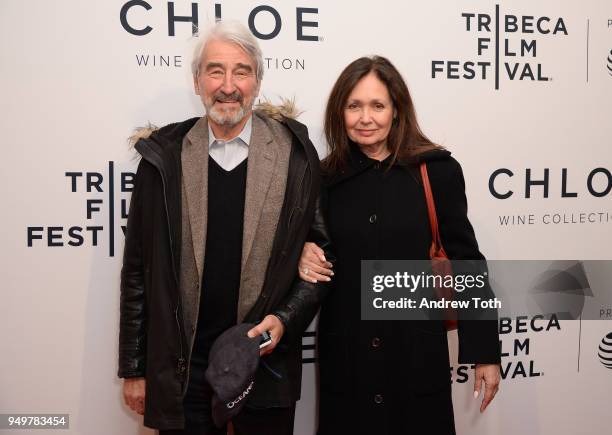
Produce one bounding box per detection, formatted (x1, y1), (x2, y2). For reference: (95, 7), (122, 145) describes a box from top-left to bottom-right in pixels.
(128, 98), (300, 147)
(255, 96), (301, 121)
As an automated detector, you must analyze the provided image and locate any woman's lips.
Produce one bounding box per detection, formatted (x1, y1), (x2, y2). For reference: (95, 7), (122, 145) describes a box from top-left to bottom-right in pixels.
(355, 129), (377, 136)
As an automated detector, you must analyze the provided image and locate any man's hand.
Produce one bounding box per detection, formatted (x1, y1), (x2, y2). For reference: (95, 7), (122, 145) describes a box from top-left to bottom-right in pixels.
(247, 314), (285, 356)
(123, 377), (146, 415)
(473, 363), (501, 413)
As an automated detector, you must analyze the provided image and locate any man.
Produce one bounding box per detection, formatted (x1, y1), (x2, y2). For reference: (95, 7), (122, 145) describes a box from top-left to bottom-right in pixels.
(118, 20), (331, 434)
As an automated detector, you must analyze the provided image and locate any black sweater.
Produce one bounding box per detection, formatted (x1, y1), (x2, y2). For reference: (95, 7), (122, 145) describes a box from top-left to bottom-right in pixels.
(193, 156), (248, 361)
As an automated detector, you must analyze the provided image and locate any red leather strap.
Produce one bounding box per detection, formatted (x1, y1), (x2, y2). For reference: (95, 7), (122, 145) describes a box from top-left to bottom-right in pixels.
(420, 163), (447, 258)
(421, 162), (457, 330)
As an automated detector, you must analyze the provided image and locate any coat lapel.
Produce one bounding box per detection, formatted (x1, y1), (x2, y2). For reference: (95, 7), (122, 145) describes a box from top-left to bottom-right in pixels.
(182, 116), (209, 281)
(241, 114), (276, 273)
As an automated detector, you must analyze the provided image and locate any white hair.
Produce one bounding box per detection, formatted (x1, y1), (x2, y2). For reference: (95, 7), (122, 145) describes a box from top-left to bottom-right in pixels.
(191, 20), (264, 83)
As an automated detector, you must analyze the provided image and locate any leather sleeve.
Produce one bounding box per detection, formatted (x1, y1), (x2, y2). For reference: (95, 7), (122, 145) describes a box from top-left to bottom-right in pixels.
(432, 157), (501, 365)
(118, 158), (148, 378)
(272, 188), (335, 343)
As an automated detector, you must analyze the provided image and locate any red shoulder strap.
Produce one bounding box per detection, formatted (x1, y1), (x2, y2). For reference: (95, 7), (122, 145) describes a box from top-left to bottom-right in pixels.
(420, 162), (447, 258)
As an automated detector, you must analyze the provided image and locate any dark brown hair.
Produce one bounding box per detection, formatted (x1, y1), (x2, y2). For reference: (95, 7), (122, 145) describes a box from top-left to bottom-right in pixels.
(323, 55), (442, 174)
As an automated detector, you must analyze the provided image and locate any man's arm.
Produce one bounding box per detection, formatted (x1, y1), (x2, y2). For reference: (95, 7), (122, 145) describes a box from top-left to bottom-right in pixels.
(271, 190), (335, 343)
(118, 159), (148, 379)
(118, 159), (150, 415)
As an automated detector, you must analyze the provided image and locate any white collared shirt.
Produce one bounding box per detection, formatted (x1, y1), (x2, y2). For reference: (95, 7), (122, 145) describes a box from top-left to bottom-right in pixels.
(208, 116), (252, 171)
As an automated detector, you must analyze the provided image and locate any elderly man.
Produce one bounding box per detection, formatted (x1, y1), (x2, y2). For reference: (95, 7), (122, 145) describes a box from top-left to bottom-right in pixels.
(118, 20), (330, 435)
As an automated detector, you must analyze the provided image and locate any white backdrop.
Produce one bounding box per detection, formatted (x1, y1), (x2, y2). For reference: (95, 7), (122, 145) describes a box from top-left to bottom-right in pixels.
(1, 1), (611, 434)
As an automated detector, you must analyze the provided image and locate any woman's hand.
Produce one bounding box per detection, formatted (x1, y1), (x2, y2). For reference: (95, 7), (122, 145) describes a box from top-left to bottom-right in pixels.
(473, 363), (501, 412)
(298, 242), (333, 283)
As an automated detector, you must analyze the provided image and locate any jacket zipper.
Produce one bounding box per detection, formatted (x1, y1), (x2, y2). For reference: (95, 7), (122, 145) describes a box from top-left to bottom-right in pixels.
(139, 141), (186, 384)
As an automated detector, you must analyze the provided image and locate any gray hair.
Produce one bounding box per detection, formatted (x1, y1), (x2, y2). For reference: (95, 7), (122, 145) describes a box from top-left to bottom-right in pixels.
(191, 20), (264, 83)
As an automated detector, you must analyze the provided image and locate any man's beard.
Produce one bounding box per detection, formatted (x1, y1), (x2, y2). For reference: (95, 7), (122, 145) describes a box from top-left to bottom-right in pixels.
(205, 91), (252, 126)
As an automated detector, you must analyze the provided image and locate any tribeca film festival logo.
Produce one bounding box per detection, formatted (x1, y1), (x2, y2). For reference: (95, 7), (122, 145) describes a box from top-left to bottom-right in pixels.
(455, 259), (604, 383)
(24, 160), (318, 366)
(487, 166), (612, 227)
(453, 314), (560, 384)
(26, 162), (134, 257)
(119, 1), (321, 71)
(432, 5), (568, 89)
(455, 261), (583, 383)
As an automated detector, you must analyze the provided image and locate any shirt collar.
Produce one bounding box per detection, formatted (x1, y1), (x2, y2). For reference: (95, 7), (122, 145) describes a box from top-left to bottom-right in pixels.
(208, 115), (252, 147)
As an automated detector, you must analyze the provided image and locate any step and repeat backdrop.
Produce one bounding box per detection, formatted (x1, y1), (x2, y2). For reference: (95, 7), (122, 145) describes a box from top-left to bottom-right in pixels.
(1, 1), (611, 434)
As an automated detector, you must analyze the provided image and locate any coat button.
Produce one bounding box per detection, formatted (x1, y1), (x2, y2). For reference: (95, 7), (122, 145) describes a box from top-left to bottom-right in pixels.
(369, 214), (377, 224)
(374, 162), (381, 170)
(374, 394), (384, 404)
(372, 337), (381, 348)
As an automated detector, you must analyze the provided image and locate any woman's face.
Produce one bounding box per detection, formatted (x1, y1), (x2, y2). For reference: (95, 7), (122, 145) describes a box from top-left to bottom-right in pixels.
(344, 72), (394, 149)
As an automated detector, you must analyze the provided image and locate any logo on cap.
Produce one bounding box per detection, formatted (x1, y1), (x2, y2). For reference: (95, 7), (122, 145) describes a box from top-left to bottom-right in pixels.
(226, 381), (254, 409)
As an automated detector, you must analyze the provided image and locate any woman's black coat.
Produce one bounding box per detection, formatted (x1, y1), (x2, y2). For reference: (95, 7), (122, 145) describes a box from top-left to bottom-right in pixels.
(316, 145), (501, 435)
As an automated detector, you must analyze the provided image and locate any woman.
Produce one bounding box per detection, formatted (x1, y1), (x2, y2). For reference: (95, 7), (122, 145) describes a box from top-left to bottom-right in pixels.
(299, 56), (501, 434)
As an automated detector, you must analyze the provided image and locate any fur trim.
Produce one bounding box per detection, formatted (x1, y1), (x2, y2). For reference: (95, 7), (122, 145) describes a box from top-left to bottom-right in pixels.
(127, 97), (300, 147)
(128, 123), (159, 147)
(255, 97), (302, 121)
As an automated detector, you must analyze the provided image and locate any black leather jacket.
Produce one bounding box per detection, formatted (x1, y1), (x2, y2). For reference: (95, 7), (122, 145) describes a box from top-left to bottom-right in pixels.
(118, 115), (333, 430)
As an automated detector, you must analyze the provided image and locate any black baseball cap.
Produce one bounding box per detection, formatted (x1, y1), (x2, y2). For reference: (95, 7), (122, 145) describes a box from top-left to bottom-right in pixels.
(205, 323), (261, 428)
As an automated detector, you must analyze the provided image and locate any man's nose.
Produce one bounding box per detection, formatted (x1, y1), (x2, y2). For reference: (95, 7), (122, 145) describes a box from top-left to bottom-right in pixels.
(220, 73), (236, 94)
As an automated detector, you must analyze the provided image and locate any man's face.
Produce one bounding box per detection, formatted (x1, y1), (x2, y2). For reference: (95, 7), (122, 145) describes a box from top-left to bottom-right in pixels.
(194, 39), (259, 127)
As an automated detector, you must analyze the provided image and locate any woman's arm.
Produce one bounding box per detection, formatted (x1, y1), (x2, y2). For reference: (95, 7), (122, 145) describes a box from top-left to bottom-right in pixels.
(432, 157), (501, 364)
(431, 156), (501, 411)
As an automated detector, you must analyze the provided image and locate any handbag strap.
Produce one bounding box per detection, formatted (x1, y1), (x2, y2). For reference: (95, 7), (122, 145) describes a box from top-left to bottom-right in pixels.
(420, 162), (447, 257)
